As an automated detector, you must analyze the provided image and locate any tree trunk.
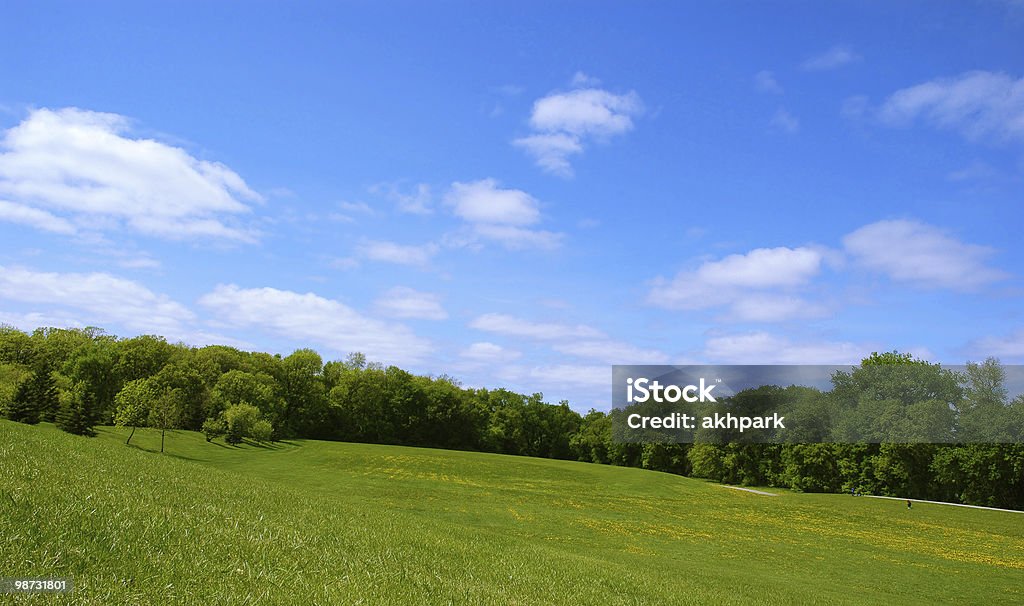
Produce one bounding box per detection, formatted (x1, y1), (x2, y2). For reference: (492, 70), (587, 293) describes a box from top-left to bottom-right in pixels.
(161, 428), (165, 453)
(126, 425), (136, 445)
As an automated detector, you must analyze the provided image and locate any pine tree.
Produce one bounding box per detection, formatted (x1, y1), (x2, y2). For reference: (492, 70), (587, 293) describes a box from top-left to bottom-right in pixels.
(57, 383), (97, 436)
(7, 378), (40, 424)
(6, 362), (60, 425)
(33, 362), (60, 423)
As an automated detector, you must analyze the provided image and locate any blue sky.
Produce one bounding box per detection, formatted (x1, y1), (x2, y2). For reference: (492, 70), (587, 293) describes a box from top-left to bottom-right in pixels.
(1, 2), (1022, 411)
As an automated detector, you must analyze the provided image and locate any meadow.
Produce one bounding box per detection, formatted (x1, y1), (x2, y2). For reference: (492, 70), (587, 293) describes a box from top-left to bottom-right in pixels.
(1, 419), (1022, 605)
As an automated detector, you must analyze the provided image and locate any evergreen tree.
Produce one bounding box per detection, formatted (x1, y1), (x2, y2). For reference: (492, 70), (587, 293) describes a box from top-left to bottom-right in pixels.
(32, 361), (60, 422)
(7, 378), (40, 424)
(57, 382), (97, 436)
(7, 362), (58, 424)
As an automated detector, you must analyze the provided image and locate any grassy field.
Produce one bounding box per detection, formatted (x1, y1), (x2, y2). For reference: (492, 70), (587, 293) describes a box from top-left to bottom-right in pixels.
(1, 420), (1022, 605)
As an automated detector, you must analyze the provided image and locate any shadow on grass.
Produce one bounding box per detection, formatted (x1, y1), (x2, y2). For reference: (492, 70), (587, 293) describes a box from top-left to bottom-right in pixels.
(246, 439), (292, 450)
(207, 440), (240, 449)
(106, 426), (296, 458)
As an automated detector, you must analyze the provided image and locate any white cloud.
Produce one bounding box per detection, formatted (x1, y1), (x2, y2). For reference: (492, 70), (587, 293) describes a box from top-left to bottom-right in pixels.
(801, 45), (861, 71)
(199, 284), (432, 365)
(513, 81), (643, 177)
(460, 341), (522, 363)
(0, 264), (193, 335)
(338, 200), (373, 214)
(528, 88), (642, 136)
(570, 72), (602, 88)
(727, 294), (829, 323)
(693, 247), (824, 288)
(117, 255), (161, 270)
(0, 199), (76, 234)
(445, 178), (540, 225)
(754, 70), (783, 94)
(648, 247), (827, 322)
(0, 310), (91, 332)
(356, 239), (438, 267)
(371, 182), (432, 215)
(443, 179), (563, 250)
(552, 340), (670, 365)
(704, 331), (866, 364)
(0, 107), (261, 241)
(946, 161), (997, 182)
(770, 108), (800, 134)
(525, 364), (608, 388)
(329, 257), (361, 271)
(483, 362), (611, 410)
(470, 224), (563, 251)
(469, 313), (605, 341)
(374, 286), (448, 320)
(329, 200), (374, 223)
(878, 71), (1024, 142)
(842, 219), (1006, 290)
(510, 134), (583, 177)
(968, 329), (1024, 359)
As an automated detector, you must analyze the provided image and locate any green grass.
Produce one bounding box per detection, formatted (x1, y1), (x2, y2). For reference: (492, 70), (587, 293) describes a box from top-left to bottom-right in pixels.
(2, 420), (1022, 605)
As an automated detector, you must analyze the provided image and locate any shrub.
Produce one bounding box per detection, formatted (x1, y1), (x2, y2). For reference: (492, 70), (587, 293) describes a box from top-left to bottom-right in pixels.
(201, 417), (227, 442)
(251, 419), (274, 443)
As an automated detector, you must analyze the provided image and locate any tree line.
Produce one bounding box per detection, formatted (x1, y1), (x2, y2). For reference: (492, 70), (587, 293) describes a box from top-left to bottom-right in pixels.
(2, 326), (1021, 509)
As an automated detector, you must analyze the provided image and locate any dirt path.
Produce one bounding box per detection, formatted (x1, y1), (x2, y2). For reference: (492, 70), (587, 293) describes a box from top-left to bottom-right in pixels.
(716, 484), (1022, 513)
(719, 485), (777, 497)
(860, 494), (1024, 514)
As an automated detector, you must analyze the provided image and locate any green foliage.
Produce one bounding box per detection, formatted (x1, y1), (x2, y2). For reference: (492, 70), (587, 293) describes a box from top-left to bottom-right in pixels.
(7, 377), (40, 424)
(115, 334), (177, 383)
(782, 444), (842, 492)
(5, 326), (1023, 510)
(114, 379), (156, 430)
(148, 388), (184, 440)
(279, 348), (326, 438)
(640, 442), (689, 475)
(212, 370), (280, 421)
(63, 340), (119, 423)
(931, 444), (1024, 508)
(570, 409), (611, 463)
(224, 403), (263, 445)
(688, 443), (725, 480)
(0, 324), (35, 365)
(7, 360), (58, 425)
(251, 419), (274, 443)
(154, 357), (214, 431)
(0, 362), (31, 417)
(56, 381), (98, 436)
(201, 416), (227, 442)
(960, 358), (1016, 442)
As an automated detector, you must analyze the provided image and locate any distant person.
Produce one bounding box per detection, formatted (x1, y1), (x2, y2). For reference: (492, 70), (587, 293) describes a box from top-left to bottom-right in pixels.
(907, 499), (912, 509)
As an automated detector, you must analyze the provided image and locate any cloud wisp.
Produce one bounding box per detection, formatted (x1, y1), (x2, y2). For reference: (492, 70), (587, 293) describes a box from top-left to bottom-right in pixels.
(878, 70), (1024, 142)
(0, 264), (194, 335)
(648, 247), (829, 322)
(513, 75), (643, 177)
(801, 45), (861, 71)
(443, 179), (563, 250)
(843, 219), (1006, 291)
(375, 286), (448, 320)
(199, 284), (433, 365)
(0, 107), (262, 242)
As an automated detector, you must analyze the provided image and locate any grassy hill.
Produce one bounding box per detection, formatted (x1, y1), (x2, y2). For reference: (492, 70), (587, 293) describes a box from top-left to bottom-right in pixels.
(2, 420), (1022, 605)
